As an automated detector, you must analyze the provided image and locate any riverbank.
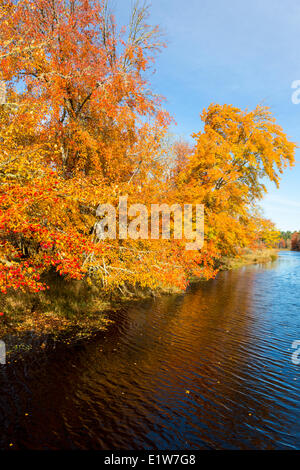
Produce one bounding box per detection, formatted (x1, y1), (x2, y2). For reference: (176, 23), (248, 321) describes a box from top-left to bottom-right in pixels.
(218, 248), (278, 270)
(0, 248), (278, 357)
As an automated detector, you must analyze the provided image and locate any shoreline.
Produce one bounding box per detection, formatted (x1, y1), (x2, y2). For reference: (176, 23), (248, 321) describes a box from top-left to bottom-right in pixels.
(1, 248), (278, 360)
(218, 248), (278, 271)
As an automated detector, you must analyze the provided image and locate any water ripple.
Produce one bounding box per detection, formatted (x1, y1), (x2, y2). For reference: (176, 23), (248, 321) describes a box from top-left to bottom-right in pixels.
(0, 251), (300, 449)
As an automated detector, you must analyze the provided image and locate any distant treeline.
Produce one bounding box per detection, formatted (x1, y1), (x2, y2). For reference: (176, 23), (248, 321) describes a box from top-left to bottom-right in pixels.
(278, 231), (300, 251)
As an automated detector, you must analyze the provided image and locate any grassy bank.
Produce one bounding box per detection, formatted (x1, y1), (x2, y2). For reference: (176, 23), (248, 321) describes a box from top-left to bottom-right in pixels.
(0, 275), (112, 339)
(218, 248), (278, 271)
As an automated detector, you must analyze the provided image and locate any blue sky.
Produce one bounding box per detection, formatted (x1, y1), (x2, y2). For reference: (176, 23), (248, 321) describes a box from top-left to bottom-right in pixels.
(116, 0), (300, 231)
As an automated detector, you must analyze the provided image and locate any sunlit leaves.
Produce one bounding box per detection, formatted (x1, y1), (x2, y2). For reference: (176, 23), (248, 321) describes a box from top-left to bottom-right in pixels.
(0, 2), (295, 298)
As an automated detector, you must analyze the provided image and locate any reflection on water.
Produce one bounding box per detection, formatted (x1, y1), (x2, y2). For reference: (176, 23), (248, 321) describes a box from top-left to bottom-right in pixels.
(0, 251), (300, 449)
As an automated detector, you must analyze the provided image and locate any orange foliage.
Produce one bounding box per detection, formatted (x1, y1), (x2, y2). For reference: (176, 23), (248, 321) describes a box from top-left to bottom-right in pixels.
(291, 232), (300, 251)
(0, 1), (296, 297)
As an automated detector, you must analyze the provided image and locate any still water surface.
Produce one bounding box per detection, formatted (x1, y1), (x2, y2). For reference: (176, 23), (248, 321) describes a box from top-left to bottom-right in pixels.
(0, 251), (300, 449)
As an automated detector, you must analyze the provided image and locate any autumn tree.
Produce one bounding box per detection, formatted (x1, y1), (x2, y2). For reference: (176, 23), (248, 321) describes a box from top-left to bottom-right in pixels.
(0, 0), (174, 293)
(254, 218), (281, 248)
(0, 2), (296, 299)
(291, 232), (300, 251)
(172, 140), (194, 177)
(278, 238), (286, 249)
(174, 104), (295, 260)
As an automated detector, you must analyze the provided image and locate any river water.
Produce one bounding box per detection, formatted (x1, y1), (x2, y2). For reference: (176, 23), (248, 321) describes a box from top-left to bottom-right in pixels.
(0, 251), (299, 449)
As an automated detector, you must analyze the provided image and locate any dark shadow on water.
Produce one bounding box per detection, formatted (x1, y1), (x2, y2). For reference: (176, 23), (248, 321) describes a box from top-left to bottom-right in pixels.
(0, 251), (299, 449)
